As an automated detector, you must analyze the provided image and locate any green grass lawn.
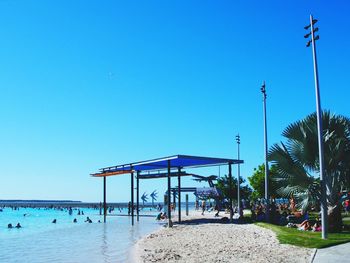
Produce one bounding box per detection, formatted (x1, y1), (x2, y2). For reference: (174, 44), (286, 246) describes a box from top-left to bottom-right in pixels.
(256, 222), (350, 249)
(342, 213), (350, 226)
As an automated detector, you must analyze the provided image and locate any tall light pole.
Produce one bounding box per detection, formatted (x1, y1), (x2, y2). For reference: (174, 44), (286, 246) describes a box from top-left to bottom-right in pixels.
(236, 134), (241, 213)
(261, 81), (269, 222)
(304, 15), (328, 239)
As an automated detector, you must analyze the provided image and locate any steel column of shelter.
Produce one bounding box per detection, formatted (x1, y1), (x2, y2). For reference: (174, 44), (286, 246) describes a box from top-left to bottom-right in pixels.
(137, 171), (140, 222)
(103, 176), (107, 223)
(131, 170), (134, 226)
(178, 167), (181, 223)
(173, 191), (176, 211)
(167, 160), (172, 227)
(228, 163), (233, 222)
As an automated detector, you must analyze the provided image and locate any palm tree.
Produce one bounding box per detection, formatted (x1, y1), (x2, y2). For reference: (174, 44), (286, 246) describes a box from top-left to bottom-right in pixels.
(269, 111), (350, 232)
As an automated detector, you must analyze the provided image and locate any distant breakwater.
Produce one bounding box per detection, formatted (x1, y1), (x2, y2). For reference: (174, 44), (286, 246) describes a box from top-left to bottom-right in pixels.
(0, 200), (156, 209)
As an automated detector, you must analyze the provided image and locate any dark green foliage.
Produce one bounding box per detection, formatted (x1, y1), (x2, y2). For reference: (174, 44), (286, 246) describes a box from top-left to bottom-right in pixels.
(268, 111), (350, 231)
(248, 164), (280, 200)
(215, 175), (252, 201)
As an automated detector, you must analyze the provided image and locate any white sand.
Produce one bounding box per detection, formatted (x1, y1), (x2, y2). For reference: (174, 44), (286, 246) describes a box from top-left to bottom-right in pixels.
(134, 212), (312, 263)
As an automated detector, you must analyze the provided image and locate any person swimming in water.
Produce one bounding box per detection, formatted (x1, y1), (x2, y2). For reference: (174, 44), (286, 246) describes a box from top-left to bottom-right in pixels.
(8, 223), (13, 228)
(15, 223), (22, 228)
(73, 218), (77, 223)
(52, 219), (57, 223)
(85, 217), (92, 223)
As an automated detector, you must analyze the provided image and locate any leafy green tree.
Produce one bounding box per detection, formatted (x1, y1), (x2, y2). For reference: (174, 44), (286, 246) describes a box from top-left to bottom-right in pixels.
(248, 164), (280, 200)
(215, 175), (252, 202)
(269, 111), (350, 232)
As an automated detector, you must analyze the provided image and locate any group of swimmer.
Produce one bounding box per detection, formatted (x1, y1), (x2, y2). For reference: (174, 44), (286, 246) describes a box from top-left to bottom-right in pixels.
(8, 216), (101, 229)
(7, 223), (21, 228)
(50, 217), (100, 224)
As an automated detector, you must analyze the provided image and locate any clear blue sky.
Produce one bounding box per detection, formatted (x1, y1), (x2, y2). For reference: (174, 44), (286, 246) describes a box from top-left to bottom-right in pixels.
(0, 1), (349, 202)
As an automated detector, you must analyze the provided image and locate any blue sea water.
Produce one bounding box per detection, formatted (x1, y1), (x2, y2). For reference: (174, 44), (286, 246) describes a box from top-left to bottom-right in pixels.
(0, 207), (162, 263)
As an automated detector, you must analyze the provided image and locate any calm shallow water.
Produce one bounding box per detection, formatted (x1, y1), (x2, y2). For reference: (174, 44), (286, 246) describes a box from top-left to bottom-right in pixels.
(0, 207), (162, 263)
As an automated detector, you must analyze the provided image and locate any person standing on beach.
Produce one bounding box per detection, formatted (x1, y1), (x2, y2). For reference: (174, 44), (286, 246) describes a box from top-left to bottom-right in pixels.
(201, 200), (206, 215)
(128, 202), (131, 215)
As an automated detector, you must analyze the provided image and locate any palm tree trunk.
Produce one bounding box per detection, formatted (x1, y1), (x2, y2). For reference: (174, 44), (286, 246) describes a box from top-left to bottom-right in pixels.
(328, 203), (343, 232)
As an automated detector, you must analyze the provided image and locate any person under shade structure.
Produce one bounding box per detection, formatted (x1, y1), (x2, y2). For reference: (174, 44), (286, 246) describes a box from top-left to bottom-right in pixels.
(52, 219), (57, 224)
(15, 223), (22, 228)
(156, 212), (163, 220)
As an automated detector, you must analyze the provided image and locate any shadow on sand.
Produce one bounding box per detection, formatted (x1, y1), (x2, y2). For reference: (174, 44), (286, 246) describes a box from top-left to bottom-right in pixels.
(172, 216), (253, 226)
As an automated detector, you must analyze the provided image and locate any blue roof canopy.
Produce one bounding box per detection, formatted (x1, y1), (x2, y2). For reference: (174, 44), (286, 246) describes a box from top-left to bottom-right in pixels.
(93, 154), (243, 177)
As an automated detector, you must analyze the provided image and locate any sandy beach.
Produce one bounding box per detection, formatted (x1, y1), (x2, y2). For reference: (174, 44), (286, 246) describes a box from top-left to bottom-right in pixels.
(133, 212), (312, 263)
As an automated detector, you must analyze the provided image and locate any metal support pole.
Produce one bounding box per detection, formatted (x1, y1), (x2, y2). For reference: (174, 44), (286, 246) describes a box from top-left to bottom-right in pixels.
(309, 14), (327, 239)
(103, 176), (107, 223)
(236, 135), (241, 213)
(186, 194), (189, 216)
(131, 171), (134, 226)
(261, 82), (270, 223)
(167, 160), (172, 227)
(137, 171), (140, 222)
(178, 167), (181, 223)
(173, 190), (176, 211)
(228, 163), (233, 222)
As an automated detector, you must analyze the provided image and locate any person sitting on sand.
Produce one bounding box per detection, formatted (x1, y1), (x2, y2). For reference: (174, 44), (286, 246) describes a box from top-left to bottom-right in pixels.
(156, 212), (163, 220)
(52, 219), (57, 223)
(161, 212), (167, 220)
(73, 218), (77, 223)
(8, 223), (13, 228)
(16, 223), (22, 228)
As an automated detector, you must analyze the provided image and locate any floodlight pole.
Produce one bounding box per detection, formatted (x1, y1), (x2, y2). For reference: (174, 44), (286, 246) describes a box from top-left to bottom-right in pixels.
(236, 134), (241, 213)
(305, 14), (328, 239)
(261, 81), (270, 223)
(228, 162), (233, 222)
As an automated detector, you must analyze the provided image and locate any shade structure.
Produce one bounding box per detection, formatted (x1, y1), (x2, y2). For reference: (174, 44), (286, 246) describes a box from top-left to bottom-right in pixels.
(96, 154), (243, 176)
(91, 154), (243, 227)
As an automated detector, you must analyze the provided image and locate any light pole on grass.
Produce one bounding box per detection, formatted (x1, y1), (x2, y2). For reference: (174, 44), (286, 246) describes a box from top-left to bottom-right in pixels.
(261, 81), (269, 222)
(236, 134), (241, 214)
(304, 15), (328, 239)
